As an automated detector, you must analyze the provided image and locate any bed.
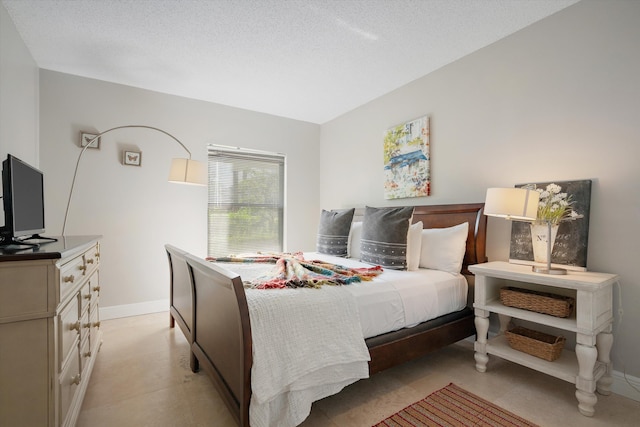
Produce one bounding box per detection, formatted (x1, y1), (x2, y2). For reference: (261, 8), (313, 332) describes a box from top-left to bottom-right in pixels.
(166, 203), (487, 427)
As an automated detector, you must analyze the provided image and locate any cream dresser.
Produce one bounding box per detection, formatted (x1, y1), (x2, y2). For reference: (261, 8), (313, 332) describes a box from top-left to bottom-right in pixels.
(0, 236), (102, 427)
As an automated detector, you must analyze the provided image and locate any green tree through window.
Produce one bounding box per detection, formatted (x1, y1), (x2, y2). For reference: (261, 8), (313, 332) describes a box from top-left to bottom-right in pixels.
(208, 147), (285, 257)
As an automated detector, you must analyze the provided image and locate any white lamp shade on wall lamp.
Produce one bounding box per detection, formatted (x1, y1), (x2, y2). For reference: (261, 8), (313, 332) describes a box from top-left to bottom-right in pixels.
(169, 158), (207, 185)
(484, 187), (539, 221)
(62, 125), (206, 236)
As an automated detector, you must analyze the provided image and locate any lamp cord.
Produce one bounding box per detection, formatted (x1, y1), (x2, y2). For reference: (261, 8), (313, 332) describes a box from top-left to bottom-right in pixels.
(61, 125), (192, 236)
(613, 279), (640, 395)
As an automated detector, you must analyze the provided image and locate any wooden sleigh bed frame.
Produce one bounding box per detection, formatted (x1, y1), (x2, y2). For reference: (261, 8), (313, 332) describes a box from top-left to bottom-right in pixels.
(166, 203), (487, 427)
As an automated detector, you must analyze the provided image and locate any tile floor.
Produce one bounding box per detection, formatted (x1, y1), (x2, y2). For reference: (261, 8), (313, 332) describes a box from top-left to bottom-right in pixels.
(78, 312), (640, 426)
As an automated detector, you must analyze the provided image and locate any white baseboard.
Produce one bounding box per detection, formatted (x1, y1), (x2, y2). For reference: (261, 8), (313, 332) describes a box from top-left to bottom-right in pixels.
(612, 370), (640, 402)
(100, 302), (640, 403)
(99, 299), (169, 320)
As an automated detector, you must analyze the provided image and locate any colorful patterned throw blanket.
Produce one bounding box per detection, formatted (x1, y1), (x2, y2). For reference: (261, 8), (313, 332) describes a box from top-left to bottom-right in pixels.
(206, 252), (383, 289)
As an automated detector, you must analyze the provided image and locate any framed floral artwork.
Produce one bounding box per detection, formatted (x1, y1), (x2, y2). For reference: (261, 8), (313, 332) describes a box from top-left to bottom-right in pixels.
(509, 179), (592, 271)
(383, 116), (430, 199)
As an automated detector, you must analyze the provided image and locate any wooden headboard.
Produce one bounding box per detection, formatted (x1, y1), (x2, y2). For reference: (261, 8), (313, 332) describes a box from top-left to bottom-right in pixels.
(352, 203), (487, 274)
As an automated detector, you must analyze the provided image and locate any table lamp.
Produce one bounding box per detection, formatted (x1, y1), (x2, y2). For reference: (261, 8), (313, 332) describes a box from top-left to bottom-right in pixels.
(483, 187), (564, 275)
(484, 187), (539, 221)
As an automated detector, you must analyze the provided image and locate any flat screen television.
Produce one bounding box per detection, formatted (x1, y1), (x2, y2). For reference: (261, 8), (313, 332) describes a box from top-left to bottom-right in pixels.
(1, 154), (54, 249)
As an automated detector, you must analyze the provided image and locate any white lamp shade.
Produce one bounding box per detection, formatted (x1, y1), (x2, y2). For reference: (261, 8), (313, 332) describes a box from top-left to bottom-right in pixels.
(484, 187), (539, 221)
(169, 158), (207, 185)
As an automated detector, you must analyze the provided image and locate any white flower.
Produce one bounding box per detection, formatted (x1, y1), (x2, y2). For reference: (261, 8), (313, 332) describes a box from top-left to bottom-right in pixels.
(547, 183), (562, 194)
(534, 183), (580, 224)
(537, 189), (550, 199)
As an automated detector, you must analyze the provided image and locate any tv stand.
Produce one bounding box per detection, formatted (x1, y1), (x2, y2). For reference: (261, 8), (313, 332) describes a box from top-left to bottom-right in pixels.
(20, 234), (58, 243)
(0, 237), (40, 252)
(0, 234), (59, 252)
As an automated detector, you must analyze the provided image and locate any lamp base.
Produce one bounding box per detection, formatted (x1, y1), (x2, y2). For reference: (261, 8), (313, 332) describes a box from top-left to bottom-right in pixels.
(532, 266), (567, 275)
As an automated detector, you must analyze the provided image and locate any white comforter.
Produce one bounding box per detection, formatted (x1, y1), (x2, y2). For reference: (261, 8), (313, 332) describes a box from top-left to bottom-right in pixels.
(245, 285), (370, 427)
(218, 253), (467, 427)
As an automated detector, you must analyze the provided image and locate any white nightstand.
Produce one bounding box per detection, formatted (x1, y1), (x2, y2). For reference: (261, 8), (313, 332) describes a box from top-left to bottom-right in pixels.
(470, 261), (617, 417)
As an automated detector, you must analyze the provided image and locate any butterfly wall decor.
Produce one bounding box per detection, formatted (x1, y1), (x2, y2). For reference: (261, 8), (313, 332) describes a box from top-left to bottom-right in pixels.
(123, 150), (142, 166)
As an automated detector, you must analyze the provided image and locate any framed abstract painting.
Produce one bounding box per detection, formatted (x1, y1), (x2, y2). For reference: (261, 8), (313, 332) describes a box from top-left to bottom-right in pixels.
(383, 116), (430, 199)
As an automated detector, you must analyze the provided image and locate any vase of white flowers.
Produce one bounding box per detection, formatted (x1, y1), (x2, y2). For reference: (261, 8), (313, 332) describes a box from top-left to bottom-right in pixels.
(530, 222), (559, 263)
(529, 183), (580, 264)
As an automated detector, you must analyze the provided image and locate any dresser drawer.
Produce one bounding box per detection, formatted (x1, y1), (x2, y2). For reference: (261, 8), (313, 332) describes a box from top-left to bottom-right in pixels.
(58, 297), (80, 371)
(79, 271), (98, 314)
(89, 304), (101, 349)
(80, 334), (92, 373)
(84, 244), (100, 275)
(59, 348), (81, 427)
(59, 255), (86, 302)
(90, 271), (101, 307)
(80, 308), (91, 346)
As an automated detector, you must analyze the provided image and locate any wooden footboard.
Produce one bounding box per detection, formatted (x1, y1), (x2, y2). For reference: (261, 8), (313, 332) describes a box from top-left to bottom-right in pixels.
(165, 245), (198, 369)
(185, 254), (252, 427)
(167, 202), (486, 427)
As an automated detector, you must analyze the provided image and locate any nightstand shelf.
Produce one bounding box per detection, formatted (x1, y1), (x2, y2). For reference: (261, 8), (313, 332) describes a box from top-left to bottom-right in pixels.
(475, 300), (577, 332)
(470, 261), (617, 417)
(484, 334), (607, 385)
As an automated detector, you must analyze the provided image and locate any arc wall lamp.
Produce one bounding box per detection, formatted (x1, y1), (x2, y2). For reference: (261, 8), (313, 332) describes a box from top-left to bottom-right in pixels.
(62, 125), (207, 236)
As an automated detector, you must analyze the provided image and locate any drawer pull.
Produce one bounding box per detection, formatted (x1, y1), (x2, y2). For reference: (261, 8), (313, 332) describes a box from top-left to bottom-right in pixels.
(93, 321), (101, 328)
(83, 351), (92, 358)
(69, 321), (81, 332)
(83, 322), (91, 329)
(95, 252), (100, 258)
(93, 285), (101, 292)
(63, 275), (75, 283)
(78, 265), (87, 272)
(83, 294), (92, 300)
(87, 258), (95, 264)
(71, 374), (82, 385)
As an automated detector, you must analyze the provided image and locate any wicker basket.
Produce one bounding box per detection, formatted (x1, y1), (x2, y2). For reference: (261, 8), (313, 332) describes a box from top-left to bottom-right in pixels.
(500, 286), (574, 318)
(505, 326), (565, 361)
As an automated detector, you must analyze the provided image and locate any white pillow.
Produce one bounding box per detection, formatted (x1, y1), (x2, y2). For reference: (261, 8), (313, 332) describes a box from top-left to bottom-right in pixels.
(347, 221), (363, 259)
(419, 222), (469, 274)
(406, 221), (423, 271)
(349, 220), (422, 271)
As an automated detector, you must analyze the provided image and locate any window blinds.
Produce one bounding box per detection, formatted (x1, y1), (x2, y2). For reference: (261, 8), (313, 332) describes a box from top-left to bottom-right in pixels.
(207, 146), (285, 257)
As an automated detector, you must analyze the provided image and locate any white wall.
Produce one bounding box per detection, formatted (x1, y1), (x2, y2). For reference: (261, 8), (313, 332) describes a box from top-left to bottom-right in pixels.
(39, 71), (320, 315)
(0, 3), (38, 165)
(320, 0), (640, 384)
(7, 0), (639, 396)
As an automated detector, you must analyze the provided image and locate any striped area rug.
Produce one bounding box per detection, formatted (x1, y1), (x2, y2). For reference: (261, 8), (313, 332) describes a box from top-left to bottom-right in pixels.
(372, 383), (538, 427)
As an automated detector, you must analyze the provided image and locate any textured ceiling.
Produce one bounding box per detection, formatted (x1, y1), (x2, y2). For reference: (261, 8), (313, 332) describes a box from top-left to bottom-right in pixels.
(3, 0), (579, 124)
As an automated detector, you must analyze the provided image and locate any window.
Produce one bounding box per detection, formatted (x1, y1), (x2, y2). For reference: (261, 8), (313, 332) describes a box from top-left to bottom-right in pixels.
(207, 146), (285, 257)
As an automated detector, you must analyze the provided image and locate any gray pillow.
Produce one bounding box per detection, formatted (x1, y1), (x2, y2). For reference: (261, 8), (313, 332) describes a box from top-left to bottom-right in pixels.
(361, 206), (414, 269)
(316, 208), (355, 257)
